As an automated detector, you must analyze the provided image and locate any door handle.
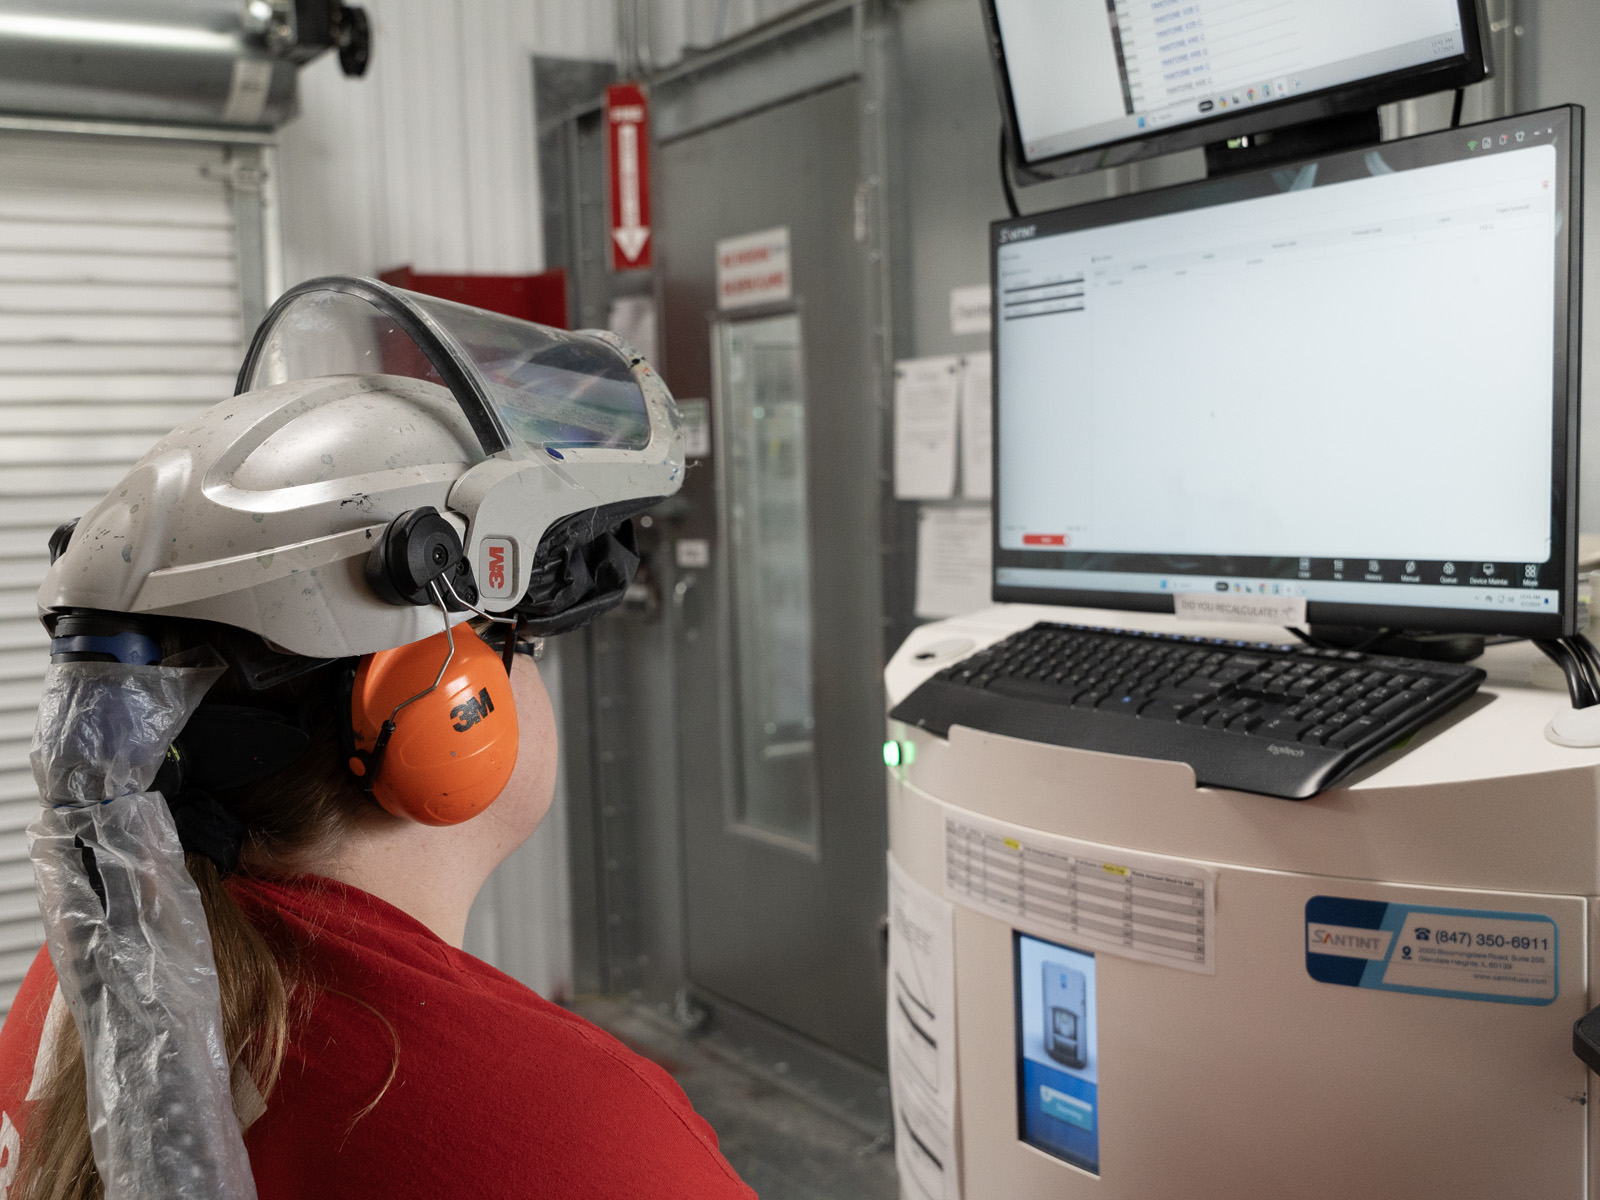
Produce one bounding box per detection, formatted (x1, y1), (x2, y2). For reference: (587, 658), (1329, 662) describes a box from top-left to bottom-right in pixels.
(673, 573), (700, 641)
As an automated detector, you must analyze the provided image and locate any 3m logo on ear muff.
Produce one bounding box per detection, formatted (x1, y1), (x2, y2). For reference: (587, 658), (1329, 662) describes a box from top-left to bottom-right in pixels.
(451, 687), (496, 732)
(347, 627), (519, 826)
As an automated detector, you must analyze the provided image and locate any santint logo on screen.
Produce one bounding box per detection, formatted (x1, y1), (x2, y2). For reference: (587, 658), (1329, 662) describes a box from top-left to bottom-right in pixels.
(1015, 933), (1100, 1175)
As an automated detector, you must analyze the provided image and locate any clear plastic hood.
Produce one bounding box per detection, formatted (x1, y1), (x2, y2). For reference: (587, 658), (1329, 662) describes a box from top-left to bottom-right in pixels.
(237, 277), (654, 454)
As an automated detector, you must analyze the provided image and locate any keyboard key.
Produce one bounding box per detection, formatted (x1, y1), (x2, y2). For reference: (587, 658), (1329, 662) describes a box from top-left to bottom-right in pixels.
(1300, 724), (1335, 745)
(987, 677), (1080, 704)
(1227, 712), (1262, 733)
(1154, 686), (1211, 708)
(1327, 717), (1381, 748)
(1368, 695), (1413, 722)
(1252, 716), (1309, 740)
(1138, 702), (1185, 722)
(1097, 693), (1146, 716)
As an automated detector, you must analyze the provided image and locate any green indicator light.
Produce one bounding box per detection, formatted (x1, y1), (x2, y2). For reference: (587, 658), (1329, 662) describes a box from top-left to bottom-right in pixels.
(883, 741), (902, 767)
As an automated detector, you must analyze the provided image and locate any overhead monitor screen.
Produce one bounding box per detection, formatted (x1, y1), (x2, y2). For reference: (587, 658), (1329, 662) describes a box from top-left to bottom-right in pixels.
(992, 109), (1580, 637)
(991, 0), (1477, 168)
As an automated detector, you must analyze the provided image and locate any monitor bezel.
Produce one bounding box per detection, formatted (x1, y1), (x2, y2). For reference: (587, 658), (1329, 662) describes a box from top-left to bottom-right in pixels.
(989, 106), (1583, 639)
(983, 0), (1491, 184)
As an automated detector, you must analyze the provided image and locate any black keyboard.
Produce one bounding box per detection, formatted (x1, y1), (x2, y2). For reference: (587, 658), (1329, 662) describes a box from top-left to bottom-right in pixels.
(889, 622), (1486, 799)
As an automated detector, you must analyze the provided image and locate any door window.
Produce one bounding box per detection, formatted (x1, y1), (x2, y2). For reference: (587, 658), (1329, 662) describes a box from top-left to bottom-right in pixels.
(715, 313), (820, 847)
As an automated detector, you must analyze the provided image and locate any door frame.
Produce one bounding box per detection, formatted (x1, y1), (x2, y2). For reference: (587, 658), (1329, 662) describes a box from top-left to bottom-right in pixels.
(538, 1), (901, 1132)
(652, 1), (899, 1129)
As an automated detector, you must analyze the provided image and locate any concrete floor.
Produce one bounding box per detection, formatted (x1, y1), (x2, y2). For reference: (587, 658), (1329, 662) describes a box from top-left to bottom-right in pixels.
(569, 996), (900, 1200)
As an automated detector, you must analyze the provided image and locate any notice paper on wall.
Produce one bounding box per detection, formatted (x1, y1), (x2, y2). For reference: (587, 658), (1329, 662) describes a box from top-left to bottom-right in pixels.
(677, 398), (711, 458)
(915, 505), (992, 619)
(607, 294), (658, 366)
(949, 285), (992, 335)
(716, 226), (791, 310)
(888, 854), (962, 1200)
(944, 808), (1216, 974)
(894, 356), (962, 499)
(959, 352), (992, 500)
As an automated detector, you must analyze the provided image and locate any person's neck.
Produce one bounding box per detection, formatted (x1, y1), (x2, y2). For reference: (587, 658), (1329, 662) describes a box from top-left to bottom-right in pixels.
(318, 810), (518, 948)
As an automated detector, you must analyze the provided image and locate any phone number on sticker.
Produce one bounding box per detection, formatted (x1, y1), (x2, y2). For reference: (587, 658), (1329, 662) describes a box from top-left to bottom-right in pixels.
(1427, 930), (1549, 950)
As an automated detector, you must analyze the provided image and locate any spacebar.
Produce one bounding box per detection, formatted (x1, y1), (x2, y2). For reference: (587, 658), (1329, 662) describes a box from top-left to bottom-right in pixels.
(986, 677), (1078, 704)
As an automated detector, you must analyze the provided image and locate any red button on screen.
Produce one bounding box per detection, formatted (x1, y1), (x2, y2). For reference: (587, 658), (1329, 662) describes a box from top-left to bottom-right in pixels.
(1022, 534), (1068, 547)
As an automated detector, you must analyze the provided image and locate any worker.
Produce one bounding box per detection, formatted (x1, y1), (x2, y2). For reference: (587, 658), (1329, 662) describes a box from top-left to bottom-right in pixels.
(0, 279), (752, 1200)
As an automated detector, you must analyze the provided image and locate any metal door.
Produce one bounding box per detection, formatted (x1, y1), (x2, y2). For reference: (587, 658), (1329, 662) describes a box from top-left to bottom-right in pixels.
(658, 79), (887, 1069)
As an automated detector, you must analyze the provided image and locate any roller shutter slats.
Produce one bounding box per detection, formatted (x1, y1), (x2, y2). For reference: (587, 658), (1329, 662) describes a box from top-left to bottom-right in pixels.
(0, 133), (247, 1015)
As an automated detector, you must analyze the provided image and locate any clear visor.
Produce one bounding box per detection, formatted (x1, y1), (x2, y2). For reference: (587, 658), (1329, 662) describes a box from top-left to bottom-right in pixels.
(240, 282), (653, 452)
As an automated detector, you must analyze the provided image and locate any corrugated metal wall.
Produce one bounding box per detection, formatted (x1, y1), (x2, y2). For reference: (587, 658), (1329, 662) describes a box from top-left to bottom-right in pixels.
(278, 0), (556, 283)
(621, 0), (819, 70)
(0, 132), (251, 1010)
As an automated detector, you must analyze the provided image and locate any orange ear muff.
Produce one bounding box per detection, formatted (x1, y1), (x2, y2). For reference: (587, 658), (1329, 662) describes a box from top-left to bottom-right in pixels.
(347, 625), (518, 826)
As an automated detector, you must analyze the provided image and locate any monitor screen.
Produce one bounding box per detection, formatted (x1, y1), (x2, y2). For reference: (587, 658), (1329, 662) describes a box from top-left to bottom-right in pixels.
(992, 108), (1581, 638)
(1015, 933), (1100, 1174)
(986, 0), (1488, 179)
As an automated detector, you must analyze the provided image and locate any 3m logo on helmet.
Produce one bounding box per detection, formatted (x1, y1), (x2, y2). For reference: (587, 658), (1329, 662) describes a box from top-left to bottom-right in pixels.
(451, 687), (496, 733)
(479, 536), (517, 601)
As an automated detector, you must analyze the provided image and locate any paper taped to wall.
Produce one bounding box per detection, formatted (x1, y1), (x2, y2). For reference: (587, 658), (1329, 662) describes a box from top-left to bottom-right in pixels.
(894, 356), (962, 500)
(915, 506), (992, 619)
(959, 353), (991, 501)
(888, 854), (962, 1200)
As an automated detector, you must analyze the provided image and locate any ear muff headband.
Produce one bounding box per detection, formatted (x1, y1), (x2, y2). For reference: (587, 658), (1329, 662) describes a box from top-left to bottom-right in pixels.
(346, 625), (518, 826)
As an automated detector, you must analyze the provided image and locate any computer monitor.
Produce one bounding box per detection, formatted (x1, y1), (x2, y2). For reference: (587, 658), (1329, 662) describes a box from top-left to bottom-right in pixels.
(991, 106), (1583, 639)
(985, 0), (1490, 182)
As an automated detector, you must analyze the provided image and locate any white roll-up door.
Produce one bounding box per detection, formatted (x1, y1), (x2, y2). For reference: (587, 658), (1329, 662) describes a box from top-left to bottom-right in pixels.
(0, 132), (253, 1011)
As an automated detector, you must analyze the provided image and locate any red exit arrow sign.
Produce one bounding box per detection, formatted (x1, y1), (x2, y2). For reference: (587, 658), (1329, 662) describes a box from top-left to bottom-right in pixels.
(606, 83), (652, 271)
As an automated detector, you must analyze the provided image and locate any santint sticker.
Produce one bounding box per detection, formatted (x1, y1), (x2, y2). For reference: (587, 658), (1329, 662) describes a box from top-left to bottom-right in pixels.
(1305, 895), (1556, 1006)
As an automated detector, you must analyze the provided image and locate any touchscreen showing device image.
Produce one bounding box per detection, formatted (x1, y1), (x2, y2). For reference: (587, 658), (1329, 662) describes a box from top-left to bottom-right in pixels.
(1016, 932), (1100, 1174)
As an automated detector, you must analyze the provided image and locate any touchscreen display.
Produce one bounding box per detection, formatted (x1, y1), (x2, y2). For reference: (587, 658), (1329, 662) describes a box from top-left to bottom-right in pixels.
(1015, 933), (1100, 1174)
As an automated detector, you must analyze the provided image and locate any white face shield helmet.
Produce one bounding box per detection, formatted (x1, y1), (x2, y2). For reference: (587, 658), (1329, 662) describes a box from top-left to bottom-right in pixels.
(40, 274), (684, 661)
(26, 279), (684, 1200)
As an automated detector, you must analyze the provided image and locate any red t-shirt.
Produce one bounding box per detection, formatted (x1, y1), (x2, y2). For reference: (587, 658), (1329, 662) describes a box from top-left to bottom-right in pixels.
(0, 875), (755, 1200)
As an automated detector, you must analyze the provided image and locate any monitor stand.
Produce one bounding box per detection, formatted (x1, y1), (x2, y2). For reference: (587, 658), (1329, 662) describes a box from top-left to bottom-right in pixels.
(1308, 624), (1486, 664)
(1204, 108), (1381, 177)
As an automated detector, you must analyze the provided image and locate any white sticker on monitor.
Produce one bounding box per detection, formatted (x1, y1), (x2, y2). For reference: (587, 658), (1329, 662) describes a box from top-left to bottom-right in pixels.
(1174, 593), (1306, 627)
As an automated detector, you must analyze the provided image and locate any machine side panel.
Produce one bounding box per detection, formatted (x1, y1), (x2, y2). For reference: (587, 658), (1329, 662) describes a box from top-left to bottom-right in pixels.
(891, 783), (1592, 1199)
